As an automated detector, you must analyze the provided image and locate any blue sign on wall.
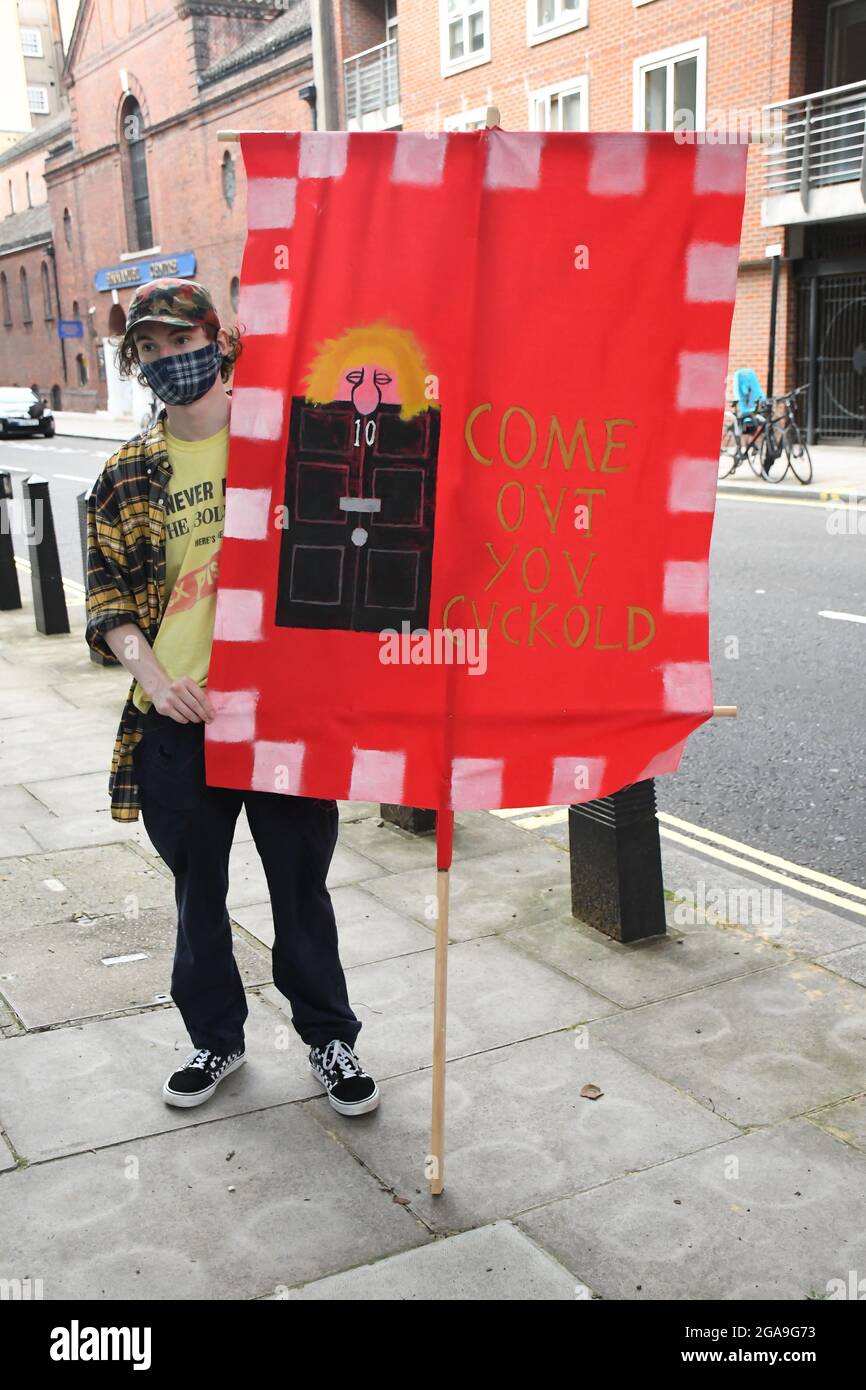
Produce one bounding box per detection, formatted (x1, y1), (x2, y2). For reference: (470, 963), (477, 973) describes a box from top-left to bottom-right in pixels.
(93, 250), (197, 293)
(58, 319), (84, 338)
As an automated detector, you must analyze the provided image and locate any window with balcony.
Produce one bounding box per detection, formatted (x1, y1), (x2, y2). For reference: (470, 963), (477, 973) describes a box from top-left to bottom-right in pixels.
(21, 28), (42, 57)
(634, 39), (706, 133)
(344, 36), (401, 129)
(528, 0), (588, 47)
(27, 86), (49, 114)
(440, 0), (490, 77)
(529, 76), (588, 130)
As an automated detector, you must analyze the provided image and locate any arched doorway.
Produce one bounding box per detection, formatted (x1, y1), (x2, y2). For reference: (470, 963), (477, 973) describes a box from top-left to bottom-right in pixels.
(108, 302), (126, 336)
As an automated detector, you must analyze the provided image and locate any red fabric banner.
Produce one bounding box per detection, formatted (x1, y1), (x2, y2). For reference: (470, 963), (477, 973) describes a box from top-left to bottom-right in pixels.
(205, 129), (747, 812)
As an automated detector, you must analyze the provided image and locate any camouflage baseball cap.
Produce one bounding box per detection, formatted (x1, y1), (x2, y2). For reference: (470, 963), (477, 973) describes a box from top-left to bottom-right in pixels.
(123, 277), (221, 346)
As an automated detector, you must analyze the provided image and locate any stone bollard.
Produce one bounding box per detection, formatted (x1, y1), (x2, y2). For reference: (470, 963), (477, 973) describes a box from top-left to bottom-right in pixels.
(568, 778), (666, 943)
(379, 803), (437, 834)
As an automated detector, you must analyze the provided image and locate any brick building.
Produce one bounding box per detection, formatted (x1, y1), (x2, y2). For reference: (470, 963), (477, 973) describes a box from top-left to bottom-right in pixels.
(0, 0), (316, 415)
(1, 0), (865, 437)
(328, 0), (866, 442)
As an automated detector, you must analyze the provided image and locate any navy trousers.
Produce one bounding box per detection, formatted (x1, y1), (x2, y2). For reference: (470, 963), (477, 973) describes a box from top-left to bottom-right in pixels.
(132, 706), (360, 1056)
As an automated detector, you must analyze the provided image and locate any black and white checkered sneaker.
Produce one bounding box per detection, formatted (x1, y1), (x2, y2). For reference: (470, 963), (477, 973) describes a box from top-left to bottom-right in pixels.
(163, 1045), (246, 1108)
(309, 1039), (379, 1116)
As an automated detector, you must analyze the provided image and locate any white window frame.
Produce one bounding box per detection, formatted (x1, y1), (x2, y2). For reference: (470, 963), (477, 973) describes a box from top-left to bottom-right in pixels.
(20, 27), (43, 58)
(528, 75), (589, 131)
(443, 106), (489, 131)
(633, 0), (658, 7)
(527, 0), (588, 47)
(632, 37), (707, 133)
(440, 0), (491, 78)
(27, 86), (49, 114)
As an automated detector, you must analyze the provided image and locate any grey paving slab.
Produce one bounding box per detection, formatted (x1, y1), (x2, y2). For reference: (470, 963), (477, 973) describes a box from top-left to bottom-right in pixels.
(362, 841), (572, 942)
(50, 679), (131, 712)
(505, 910), (795, 1009)
(661, 840), (866, 957)
(0, 655), (70, 687)
(807, 1092), (866, 1153)
(308, 1030), (737, 1233)
(233, 883), (432, 967)
(0, 685), (78, 718)
(517, 1118), (866, 1301)
(589, 959), (866, 1127)
(816, 941), (866, 986)
(1, 843), (172, 927)
(20, 771), (117, 817)
(264, 934), (616, 1079)
(0, 906), (270, 1029)
(0, 733), (114, 784)
(282, 1221), (580, 1300)
(0, 709), (115, 742)
(0, 784), (54, 826)
(338, 810), (540, 874)
(0, 824), (42, 856)
(0, 1105), (431, 1300)
(225, 837), (387, 912)
(19, 809), (139, 852)
(0, 994), (323, 1163)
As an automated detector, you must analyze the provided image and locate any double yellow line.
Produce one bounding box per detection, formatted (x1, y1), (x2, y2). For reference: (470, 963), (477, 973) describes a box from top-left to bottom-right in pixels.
(494, 804), (866, 918)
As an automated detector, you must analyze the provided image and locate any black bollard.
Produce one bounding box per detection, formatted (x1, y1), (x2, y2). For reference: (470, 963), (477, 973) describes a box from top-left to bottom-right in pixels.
(22, 474), (69, 635)
(568, 778), (666, 943)
(379, 803), (436, 834)
(0, 469), (22, 611)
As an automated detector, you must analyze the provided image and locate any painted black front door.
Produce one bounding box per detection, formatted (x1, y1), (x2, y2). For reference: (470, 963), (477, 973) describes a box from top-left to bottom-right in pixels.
(275, 398), (440, 632)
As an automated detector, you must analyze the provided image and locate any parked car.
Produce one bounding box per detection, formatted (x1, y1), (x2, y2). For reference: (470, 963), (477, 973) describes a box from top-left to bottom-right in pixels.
(0, 387), (55, 439)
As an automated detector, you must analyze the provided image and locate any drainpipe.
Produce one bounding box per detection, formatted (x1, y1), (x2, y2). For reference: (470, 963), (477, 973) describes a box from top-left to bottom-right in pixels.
(45, 244), (68, 388)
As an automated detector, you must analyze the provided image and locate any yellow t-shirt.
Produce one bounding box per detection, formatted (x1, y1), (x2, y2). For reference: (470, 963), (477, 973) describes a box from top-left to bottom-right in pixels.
(132, 422), (229, 714)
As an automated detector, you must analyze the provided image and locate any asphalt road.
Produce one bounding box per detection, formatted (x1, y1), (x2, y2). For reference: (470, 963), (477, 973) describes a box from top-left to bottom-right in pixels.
(2, 435), (864, 886)
(2, 432), (115, 585)
(656, 492), (865, 889)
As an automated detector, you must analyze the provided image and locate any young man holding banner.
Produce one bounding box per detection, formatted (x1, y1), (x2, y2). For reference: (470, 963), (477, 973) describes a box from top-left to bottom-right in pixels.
(85, 277), (378, 1117)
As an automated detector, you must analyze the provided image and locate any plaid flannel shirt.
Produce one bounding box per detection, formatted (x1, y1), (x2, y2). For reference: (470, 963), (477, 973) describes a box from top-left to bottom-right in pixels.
(85, 406), (174, 821)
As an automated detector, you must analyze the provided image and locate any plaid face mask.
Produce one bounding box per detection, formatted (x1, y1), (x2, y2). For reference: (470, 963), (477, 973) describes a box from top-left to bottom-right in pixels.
(138, 340), (223, 405)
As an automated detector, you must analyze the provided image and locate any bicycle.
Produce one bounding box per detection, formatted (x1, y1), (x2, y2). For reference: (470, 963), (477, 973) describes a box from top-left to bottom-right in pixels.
(720, 383), (812, 485)
(719, 401), (771, 480)
(759, 383), (812, 485)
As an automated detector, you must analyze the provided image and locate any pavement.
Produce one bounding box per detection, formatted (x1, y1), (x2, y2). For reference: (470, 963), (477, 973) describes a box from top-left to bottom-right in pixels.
(2, 589), (866, 1301)
(717, 443), (866, 503)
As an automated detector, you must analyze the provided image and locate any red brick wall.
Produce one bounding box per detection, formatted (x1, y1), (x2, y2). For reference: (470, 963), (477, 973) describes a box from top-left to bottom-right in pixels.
(392, 0), (798, 391)
(0, 246), (66, 401)
(22, 0), (314, 410)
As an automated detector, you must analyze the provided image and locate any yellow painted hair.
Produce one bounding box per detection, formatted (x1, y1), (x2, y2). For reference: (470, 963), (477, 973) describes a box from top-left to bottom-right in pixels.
(303, 320), (438, 421)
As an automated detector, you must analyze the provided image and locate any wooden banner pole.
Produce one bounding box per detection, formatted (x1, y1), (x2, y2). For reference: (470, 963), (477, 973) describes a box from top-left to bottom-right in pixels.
(430, 861), (450, 1196)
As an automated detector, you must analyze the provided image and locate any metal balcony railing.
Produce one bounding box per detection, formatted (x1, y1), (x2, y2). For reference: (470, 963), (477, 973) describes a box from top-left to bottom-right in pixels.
(344, 37), (400, 124)
(764, 79), (866, 209)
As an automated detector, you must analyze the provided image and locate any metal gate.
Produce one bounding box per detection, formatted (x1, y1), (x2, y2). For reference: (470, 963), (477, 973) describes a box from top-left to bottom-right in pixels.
(796, 270), (866, 440)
